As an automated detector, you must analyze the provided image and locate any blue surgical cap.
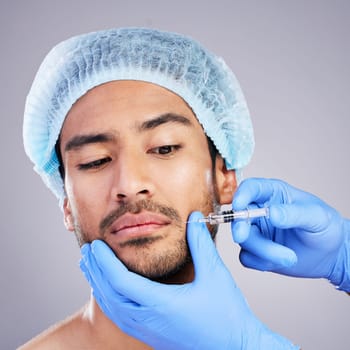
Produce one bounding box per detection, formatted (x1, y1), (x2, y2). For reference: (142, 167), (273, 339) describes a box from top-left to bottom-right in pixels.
(23, 27), (254, 203)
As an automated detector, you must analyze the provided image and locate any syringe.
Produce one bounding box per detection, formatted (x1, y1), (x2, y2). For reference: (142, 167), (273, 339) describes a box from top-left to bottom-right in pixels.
(192, 207), (269, 225)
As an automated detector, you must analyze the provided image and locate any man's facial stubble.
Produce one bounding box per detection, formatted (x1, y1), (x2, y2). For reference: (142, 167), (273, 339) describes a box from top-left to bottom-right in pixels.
(71, 193), (218, 281)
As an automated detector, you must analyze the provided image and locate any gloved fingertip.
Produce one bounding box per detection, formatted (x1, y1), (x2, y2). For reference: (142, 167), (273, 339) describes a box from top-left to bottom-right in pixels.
(187, 211), (205, 223)
(81, 243), (90, 255)
(79, 259), (92, 284)
(231, 197), (246, 211)
(239, 250), (271, 271)
(269, 205), (288, 225)
(79, 257), (85, 270)
(187, 211), (220, 277)
(187, 211), (210, 239)
(282, 250), (298, 268)
(91, 239), (115, 259)
(91, 239), (106, 251)
(231, 220), (250, 244)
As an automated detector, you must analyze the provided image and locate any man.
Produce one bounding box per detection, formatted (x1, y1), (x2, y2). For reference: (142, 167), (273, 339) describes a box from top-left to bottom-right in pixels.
(21, 26), (269, 349)
(23, 74), (242, 347)
(24, 26), (350, 349)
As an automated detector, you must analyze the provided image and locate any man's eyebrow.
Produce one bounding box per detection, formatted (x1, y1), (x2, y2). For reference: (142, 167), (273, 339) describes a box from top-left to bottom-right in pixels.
(64, 132), (116, 152)
(138, 113), (193, 131)
(64, 113), (192, 152)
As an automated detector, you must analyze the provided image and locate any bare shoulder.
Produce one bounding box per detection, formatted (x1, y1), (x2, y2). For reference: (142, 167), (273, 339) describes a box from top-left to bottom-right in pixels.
(17, 300), (149, 350)
(17, 308), (87, 350)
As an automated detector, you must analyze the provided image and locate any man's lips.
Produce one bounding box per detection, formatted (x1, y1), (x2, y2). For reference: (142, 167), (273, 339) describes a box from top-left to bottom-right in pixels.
(110, 212), (172, 239)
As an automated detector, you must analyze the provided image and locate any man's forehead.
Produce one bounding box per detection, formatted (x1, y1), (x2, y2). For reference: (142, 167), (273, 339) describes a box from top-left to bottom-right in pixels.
(62, 80), (204, 136)
(70, 80), (190, 109)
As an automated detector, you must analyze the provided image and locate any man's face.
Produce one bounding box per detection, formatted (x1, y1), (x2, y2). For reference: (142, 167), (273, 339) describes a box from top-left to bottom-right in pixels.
(60, 80), (235, 281)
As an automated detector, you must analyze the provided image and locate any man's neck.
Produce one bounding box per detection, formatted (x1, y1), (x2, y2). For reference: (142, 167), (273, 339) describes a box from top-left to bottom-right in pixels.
(82, 296), (152, 349)
(83, 262), (195, 347)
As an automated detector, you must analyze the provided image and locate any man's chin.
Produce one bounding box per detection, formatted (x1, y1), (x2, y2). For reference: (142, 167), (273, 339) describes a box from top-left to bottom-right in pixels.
(151, 256), (194, 284)
(120, 249), (193, 283)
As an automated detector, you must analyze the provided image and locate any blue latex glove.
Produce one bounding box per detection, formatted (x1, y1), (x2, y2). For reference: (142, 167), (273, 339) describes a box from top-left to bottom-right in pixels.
(80, 211), (299, 350)
(232, 178), (350, 291)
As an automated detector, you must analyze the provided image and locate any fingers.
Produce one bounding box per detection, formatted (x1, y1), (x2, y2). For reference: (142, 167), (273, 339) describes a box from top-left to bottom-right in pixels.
(186, 212), (228, 281)
(239, 226), (297, 268)
(80, 244), (109, 299)
(81, 240), (165, 306)
(232, 178), (331, 230)
(188, 207), (296, 270)
(239, 250), (281, 272)
(269, 204), (331, 233)
(80, 250), (152, 343)
(232, 203), (331, 244)
(80, 244), (126, 325)
(232, 178), (284, 209)
(231, 220), (250, 243)
(80, 244), (128, 305)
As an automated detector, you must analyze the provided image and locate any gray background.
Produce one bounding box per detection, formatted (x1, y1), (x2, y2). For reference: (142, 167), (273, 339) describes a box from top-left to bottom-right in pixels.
(1, 0), (349, 349)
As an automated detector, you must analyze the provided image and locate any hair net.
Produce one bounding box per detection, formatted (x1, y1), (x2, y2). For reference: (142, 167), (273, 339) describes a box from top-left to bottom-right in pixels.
(23, 27), (254, 203)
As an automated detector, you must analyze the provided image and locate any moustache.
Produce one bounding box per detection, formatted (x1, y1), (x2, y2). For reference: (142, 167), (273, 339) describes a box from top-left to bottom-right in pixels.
(99, 199), (182, 235)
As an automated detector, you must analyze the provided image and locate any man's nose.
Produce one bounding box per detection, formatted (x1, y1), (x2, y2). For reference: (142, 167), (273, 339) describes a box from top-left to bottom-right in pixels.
(111, 151), (154, 202)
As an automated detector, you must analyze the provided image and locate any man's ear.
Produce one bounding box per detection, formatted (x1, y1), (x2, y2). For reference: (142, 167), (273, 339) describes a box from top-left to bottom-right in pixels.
(63, 197), (75, 232)
(214, 156), (237, 205)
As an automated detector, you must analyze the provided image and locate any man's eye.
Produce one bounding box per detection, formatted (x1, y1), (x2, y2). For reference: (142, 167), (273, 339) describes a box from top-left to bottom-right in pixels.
(151, 145), (181, 155)
(78, 157), (111, 170)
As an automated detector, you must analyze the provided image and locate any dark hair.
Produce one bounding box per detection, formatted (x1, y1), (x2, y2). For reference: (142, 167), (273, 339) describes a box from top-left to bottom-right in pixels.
(206, 136), (218, 165)
(55, 139), (65, 180)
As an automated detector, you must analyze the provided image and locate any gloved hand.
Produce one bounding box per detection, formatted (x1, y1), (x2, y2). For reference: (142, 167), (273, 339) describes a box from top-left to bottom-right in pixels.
(80, 211), (299, 350)
(232, 178), (350, 291)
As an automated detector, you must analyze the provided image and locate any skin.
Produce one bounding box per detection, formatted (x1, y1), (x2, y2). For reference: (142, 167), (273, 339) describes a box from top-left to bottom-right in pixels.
(19, 80), (237, 349)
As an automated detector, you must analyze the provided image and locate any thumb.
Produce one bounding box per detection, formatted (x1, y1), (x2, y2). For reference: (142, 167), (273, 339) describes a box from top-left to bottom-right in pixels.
(187, 211), (223, 280)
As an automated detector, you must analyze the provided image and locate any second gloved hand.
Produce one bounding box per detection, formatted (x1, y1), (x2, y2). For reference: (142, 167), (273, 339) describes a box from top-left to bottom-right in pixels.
(232, 178), (350, 291)
(80, 211), (298, 350)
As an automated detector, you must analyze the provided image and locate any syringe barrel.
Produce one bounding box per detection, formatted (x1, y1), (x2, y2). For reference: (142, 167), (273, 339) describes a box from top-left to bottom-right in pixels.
(208, 210), (234, 224)
(207, 207), (269, 224)
(234, 207), (269, 220)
